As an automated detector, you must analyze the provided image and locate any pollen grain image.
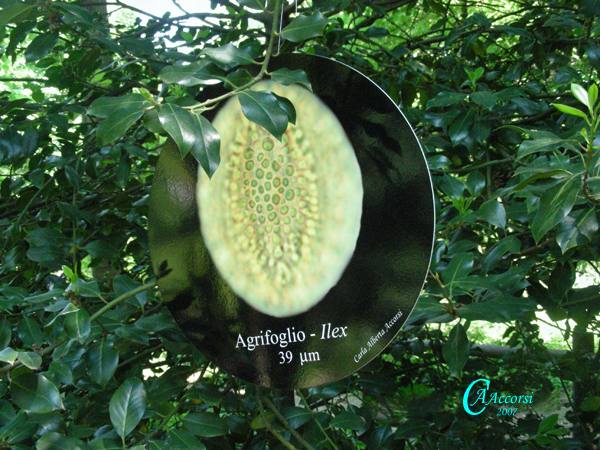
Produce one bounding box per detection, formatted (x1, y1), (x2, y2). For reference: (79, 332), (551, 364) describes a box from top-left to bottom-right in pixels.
(197, 82), (363, 318)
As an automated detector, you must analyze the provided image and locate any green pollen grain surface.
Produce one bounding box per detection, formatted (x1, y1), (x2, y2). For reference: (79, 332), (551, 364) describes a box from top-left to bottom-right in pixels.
(197, 82), (363, 317)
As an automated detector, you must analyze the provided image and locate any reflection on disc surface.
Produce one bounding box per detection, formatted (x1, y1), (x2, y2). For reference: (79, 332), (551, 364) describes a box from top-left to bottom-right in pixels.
(149, 54), (435, 389)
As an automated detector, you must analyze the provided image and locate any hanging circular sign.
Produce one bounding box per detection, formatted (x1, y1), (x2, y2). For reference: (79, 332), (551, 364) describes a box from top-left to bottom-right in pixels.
(148, 54), (435, 389)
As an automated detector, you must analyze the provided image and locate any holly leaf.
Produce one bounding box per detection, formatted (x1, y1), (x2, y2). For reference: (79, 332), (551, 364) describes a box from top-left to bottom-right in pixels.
(10, 374), (63, 413)
(97, 107), (144, 146)
(159, 103), (197, 157)
(442, 323), (470, 378)
(89, 94), (150, 118)
(201, 43), (256, 66)
(280, 11), (331, 42)
(531, 177), (580, 242)
(270, 68), (312, 91)
(238, 90), (289, 140)
(109, 378), (147, 439)
(191, 114), (220, 178)
(25, 32), (58, 62)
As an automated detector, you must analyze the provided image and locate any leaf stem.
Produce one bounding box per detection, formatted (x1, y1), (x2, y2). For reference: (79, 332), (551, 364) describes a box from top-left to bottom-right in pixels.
(260, 393), (317, 450)
(297, 390), (340, 450)
(256, 387), (299, 450)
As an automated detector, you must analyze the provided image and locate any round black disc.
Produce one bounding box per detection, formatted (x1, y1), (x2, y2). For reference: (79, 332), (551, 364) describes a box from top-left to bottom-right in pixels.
(148, 54), (435, 389)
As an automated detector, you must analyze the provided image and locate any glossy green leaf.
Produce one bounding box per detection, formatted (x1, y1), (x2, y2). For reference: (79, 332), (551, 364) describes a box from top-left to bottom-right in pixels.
(394, 419), (430, 438)
(513, 168), (570, 191)
(64, 309), (91, 341)
(330, 411), (366, 430)
(448, 109), (475, 148)
(109, 378), (147, 438)
(36, 432), (90, 450)
(270, 68), (313, 91)
(531, 177), (580, 242)
(571, 83), (590, 108)
(48, 360), (73, 385)
(479, 200), (506, 229)
(552, 103), (588, 119)
(25, 32), (58, 62)
(190, 114), (220, 178)
(119, 37), (154, 56)
(470, 91), (497, 110)
(89, 94), (151, 119)
(159, 103), (197, 157)
(588, 84), (598, 108)
(442, 252), (474, 293)
(17, 352), (41, 369)
(482, 236), (521, 273)
(85, 240), (118, 259)
(0, 348), (17, 363)
(159, 61), (207, 85)
(238, 90), (289, 140)
(0, 3), (35, 27)
(97, 107), (144, 146)
(556, 209), (599, 253)
(87, 338), (119, 387)
(366, 424), (394, 449)
(517, 135), (576, 159)
(426, 92), (467, 109)
(88, 438), (122, 450)
(167, 429), (206, 450)
(16, 317), (44, 348)
(143, 108), (163, 133)
(585, 42), (600, 70)
(25, 228), (68, 247)
(77, 280), (103, 298)
(0, 400), (16, 427)
(273, 93), (296, 125)
(281, 11), (331, 42)
(0, 414), (37, 444)
(538, 414), (559, 434)
(55, 2), (95, 25)
(183, 411), (229, 437)
(10, 373), (63, 413)
(466, 170), (485, 196)
(580, 396), (600, 412)
(0, 316), (11, 350)
(442, 323), (469, 377)
(438, 175), (465, 200)
(115, 325), (149, 345)
(113, 275), (145, 306)
(224, 68), (253, 89)
(282, 407), (312, 428)
(201, 43), (256, 66)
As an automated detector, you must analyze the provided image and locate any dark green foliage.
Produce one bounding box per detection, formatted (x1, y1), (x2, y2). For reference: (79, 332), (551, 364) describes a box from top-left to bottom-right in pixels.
(1, 0), (599, 449)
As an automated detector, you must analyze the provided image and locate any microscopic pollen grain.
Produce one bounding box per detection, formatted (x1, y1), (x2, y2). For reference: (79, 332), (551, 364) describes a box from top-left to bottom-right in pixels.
(198, 82), (363, 318)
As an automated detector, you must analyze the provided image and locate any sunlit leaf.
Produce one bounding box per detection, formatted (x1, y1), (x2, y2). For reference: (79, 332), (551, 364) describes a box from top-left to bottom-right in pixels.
(281, 11), (331, 42)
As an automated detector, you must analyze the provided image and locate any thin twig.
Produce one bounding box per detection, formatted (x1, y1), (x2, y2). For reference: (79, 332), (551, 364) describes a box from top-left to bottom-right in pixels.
(260, 394), (317, 450)
(297, 390), (340, 450)
(256, 388), (299, 450)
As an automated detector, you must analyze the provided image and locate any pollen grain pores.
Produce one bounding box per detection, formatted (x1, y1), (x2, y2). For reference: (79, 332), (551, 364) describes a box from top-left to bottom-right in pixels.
(197, 82), (363, 317)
